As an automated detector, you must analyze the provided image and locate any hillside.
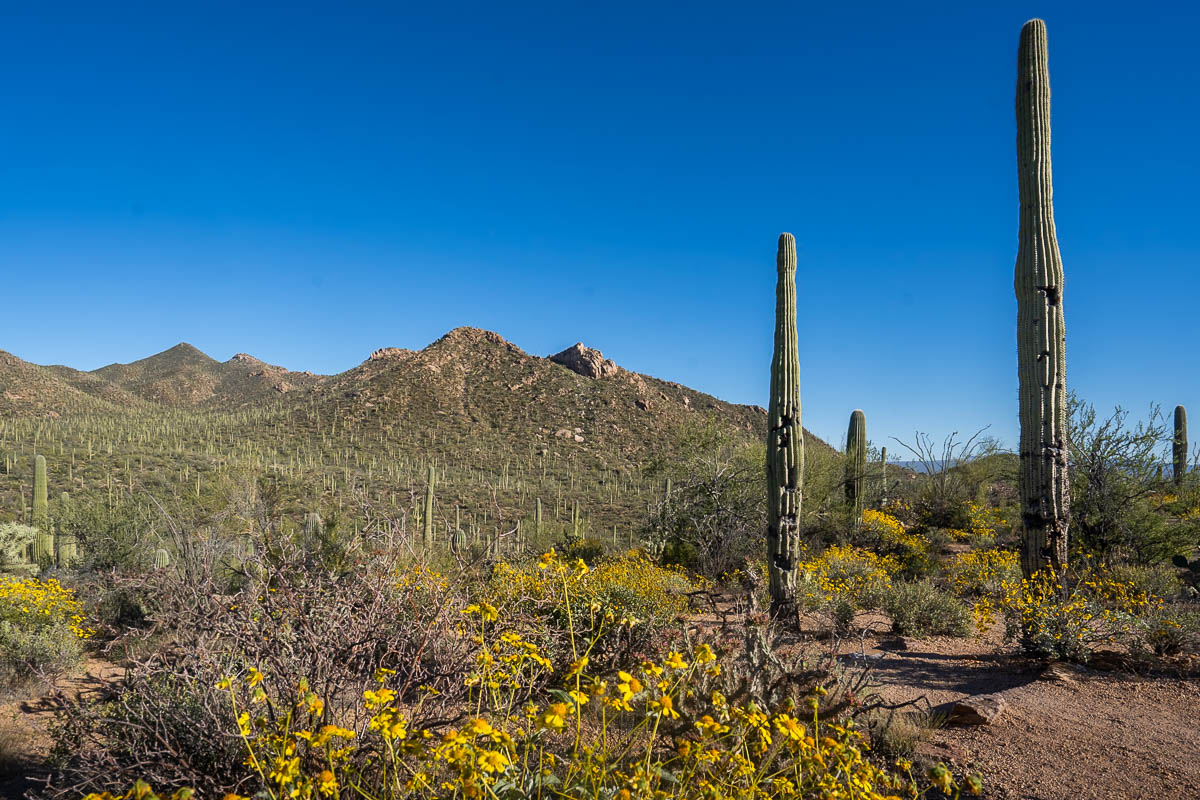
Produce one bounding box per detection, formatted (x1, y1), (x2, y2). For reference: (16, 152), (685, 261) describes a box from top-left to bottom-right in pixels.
(0, 328), (834, 545)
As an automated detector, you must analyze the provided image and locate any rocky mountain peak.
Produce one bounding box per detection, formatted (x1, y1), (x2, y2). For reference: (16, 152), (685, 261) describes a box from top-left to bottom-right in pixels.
(549, 343), (621, 379)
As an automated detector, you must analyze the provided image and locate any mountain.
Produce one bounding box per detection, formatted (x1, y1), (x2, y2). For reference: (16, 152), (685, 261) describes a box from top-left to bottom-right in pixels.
(0, 329), (833, 540)
(88, 343), (323, 408)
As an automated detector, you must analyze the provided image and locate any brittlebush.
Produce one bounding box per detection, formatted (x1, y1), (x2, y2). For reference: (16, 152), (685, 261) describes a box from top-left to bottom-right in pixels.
(83, 552), (979, 800)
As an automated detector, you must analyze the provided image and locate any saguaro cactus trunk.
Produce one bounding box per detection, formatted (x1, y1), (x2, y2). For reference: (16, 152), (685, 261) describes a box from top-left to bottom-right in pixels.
(1174, 405), (1188, 486)
(845, 410), (867, 521)
(1015, 19), (1069, 579)
(766, 233), (803, 610)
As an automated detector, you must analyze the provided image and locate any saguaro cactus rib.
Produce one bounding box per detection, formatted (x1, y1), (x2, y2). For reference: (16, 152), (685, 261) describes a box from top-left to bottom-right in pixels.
(1015, 19), (1069, 578)
(767, 233), (803, 610)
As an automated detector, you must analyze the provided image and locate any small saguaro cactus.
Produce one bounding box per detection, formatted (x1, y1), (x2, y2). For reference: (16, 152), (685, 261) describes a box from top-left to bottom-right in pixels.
(1015, 18), (1069, 580)
(845, 410), (867, 520)
(423, 465), (436, 549)
(535, 497), (543, 540)
(766, 233), (803, 611)
(1173, 405), (1188, 486)
(154, 548), (171, 569)
(450, 527), (469, 555)
(303, 512), (323, 540)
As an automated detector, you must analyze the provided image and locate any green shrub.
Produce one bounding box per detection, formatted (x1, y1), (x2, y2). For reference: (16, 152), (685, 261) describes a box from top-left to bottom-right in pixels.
(884, 581), (972, 638)
(0, 620), (83, 690)
(1131, 604), (1200, 656)
(1108, 562), (1184, 601)
(0, 576), (90, 690)
(561, 537), (606, 565)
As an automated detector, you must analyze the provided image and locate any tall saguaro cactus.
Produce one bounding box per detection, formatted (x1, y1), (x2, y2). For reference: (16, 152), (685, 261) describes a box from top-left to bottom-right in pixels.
(32, 455), (54, 565)
(766, 233), (803, 610)
(1015, 19), (1069, 579)
(1174, 405), (1188, 486)
(845, 410), (867, 520)
(423, 465), (436, 549)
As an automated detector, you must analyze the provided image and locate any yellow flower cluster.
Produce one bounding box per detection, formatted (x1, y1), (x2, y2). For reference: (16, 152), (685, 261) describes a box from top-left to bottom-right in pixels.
(948, 549), (1020, 598)
(795, 545), (898, 609)
(966, 502), (1007, 537)
(211, 640), (975, 800)
(862, 510), (929, 569)
(90, 550), (980, 800)
(488, 549), (692, 626)
(977, 567), (1161, 660)
(0, 575), (94, 639)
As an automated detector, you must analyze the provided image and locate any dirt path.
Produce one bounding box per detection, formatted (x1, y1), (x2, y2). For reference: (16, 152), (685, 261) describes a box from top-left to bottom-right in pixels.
(852, 624), (1200, 800)
(0, 659), (122, 799)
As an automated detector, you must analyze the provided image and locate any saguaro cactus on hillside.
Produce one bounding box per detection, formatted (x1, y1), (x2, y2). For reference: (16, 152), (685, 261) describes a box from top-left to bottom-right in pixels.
(1015, 19), (1069, 579)
(845, 410), (867, 520)
(766, 233), (803, 610)
(1174, 405), (1188, 486)
(423, 465), (436, 549)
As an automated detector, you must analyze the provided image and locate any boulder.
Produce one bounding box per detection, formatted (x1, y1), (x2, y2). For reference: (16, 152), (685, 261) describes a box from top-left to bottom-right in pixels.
(942, 693), (1007, 725)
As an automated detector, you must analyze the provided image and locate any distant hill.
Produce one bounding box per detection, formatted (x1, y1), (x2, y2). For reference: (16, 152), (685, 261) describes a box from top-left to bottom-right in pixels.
(0, 328), (835, 541)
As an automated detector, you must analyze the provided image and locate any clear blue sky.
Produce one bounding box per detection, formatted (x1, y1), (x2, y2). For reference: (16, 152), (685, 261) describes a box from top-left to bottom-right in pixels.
(2, 1), (1196, 449)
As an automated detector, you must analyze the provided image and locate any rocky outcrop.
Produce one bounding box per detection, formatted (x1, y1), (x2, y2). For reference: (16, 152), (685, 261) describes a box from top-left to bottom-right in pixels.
(549, 343), (620, 379)
(369, 347), (412, 362)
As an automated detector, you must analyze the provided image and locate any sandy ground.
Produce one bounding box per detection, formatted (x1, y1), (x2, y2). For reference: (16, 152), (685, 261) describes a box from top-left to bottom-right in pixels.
(0, 659), (123, 799)
(844, 616), (1200, 800)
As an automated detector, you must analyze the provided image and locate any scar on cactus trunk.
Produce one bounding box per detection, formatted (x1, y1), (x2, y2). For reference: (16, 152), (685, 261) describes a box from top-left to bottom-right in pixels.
(1015, 19), (1069, 580)
(767, 233), (803, 612)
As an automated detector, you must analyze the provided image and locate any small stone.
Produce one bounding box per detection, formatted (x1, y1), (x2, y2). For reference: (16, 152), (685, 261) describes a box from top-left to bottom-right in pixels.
(1039, 661), (1086, 683)
(944, 693), (1007, 725)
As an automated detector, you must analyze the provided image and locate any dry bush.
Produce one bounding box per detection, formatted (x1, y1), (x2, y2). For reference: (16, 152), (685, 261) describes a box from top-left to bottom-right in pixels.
(43, 535), (474, 798)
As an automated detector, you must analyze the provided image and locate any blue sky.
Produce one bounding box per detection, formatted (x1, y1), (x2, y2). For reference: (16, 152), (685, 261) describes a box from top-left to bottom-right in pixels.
(1, 1), (1196, 449)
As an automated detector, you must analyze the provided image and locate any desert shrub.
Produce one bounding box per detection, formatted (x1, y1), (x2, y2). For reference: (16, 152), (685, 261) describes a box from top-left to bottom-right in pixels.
(883, 581), (972, 638)
(487, 550), (692, 670)
(1130, 604), (1200, 656)
(560, 536), (606, 565)
(641, 417), (766, 578)
(101, 604), (977, 800)
(1108, 562), (1184, 601)
(0, 523), (36, 569)
(976, 567), (1158, 662)
(795, 545), (898, 612)
(866, 707), (943, 760)
(56, 496), (158, 572)
(860, 510), (933, 576)
(965, 501), (1008, 538)
(1069, 398), (1200, 563)
(43, 542), (474, 798)
(947, 549), (1021, 598)
(0, 576), (91, 690)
